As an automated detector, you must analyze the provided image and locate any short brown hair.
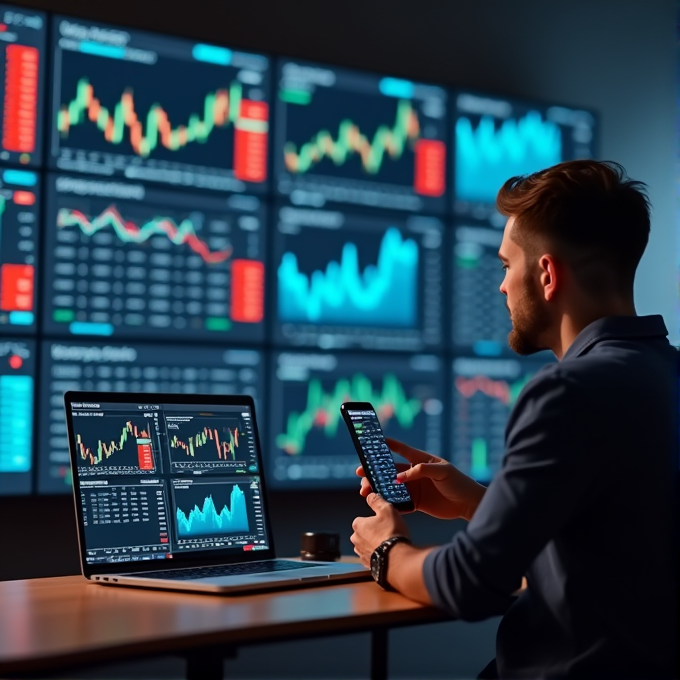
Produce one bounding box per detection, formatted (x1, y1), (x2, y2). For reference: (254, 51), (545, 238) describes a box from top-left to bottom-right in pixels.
(496, 160), (651, 296)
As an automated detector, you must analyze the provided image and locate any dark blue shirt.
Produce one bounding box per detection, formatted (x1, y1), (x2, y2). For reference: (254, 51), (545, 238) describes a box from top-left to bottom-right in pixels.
(423, 315), (678, 679)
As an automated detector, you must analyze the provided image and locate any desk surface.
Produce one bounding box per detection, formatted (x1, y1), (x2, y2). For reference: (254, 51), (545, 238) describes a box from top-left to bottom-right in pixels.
(0, 572), (449, 675)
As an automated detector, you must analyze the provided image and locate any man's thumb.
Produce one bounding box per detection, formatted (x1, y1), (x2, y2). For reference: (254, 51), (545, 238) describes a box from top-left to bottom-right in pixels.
(395, 463), (432, 483)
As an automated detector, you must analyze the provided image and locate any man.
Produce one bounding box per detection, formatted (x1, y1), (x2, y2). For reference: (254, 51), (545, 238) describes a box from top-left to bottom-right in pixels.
(351, 160), (678, 679)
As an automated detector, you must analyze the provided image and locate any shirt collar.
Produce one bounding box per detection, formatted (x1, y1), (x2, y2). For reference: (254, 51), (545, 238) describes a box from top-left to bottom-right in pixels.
(562, 315), (669, 360)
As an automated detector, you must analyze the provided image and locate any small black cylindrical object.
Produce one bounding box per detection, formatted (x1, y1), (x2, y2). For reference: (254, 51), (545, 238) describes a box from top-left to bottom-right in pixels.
(300, 531), (341, 561)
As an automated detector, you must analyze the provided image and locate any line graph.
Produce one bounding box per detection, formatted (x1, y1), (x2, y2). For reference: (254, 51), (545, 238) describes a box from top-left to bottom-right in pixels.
(57, 79), (252, 158)
(170, 426), (240, 461)
(56, 205), (233, 264)
(454, 373), (534, 407)
(455, 111), (562, 203)
(278, 227), (418, 326)
(76, 419), (155, 471)
(276, 373), (422, 456)
(284, 99), (420, 175)
(175, 484), (249, 537)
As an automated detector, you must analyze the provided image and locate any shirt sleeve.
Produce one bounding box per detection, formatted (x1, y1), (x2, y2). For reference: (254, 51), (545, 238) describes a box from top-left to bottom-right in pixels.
(423, 370), (603, 620)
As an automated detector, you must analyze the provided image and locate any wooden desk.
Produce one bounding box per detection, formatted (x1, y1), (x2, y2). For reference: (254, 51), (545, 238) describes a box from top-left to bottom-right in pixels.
(0, 574), (450, 680)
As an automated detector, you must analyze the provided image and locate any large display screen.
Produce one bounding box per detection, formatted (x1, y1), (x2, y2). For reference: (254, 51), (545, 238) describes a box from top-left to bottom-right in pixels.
(269, 352), (444, 488)
(0, 168), (39, 333)
(275, 60), (448, 213)
(452, 91), (597, 222)
(43, 175), (266, 342)
(49, 17), (270, 193)
(0, 338), (33, 495)
(273, 205), (443, 351)
(0, 5), (46, 167)
(451, 356), (551, 483)
(38, 342), (263, 494)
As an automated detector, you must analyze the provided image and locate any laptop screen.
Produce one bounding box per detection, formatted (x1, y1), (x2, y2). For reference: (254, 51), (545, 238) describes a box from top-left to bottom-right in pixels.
(67, 397), (271, 566)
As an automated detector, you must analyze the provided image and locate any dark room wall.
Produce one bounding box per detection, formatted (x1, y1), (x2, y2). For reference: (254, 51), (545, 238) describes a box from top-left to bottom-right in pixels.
(1, 0), (675, 678)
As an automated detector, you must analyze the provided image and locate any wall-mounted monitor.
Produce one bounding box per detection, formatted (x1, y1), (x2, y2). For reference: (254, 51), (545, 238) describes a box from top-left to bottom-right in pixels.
(49, 16), (270, 194)
(275, 60), (448, 214)
(273, 205), (444, 351)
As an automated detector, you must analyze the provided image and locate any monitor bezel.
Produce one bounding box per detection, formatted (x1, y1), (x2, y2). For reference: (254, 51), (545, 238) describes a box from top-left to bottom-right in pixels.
(64, 390), (277, 578)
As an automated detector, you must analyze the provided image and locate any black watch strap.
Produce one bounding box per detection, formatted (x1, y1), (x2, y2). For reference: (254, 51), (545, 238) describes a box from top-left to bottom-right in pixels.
(371, 535), (411, 591)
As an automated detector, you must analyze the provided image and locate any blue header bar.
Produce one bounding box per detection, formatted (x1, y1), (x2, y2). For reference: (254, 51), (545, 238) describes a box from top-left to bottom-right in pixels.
(192, 43), (232, 66)
(379, 77), (414, 99)
(79, 41), (126, 59)
(3, 170), (37, 186)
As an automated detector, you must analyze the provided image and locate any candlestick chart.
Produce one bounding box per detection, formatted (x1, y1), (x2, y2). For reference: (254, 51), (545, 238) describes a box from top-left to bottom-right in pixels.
(275, 60), (447, 213)
(50, 20), (270, 191)
(74, 415), (158, 476)
(270, 352), (444, 487)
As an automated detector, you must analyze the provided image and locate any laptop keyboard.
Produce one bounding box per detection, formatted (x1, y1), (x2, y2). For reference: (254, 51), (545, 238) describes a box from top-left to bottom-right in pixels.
(130, 560), (318, 581)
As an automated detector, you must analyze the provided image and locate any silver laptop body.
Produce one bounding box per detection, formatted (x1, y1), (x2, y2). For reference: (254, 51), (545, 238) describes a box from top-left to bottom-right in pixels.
(64, 391), (368, 594)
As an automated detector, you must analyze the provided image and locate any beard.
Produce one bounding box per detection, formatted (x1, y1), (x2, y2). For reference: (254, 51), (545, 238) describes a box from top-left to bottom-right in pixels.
(506, 271), (552, 356)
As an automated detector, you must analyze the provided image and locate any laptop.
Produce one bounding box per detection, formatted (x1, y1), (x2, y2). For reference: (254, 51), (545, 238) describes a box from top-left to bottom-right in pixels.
(64, 391), (369, 594)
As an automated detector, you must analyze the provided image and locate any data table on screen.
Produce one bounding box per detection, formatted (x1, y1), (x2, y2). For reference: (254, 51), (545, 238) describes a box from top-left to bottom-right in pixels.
(269, 351), (444, 488)
(275, 60), (448, 213)
(0, 5), (46, 167)
(452, 223), (511, 356)
(451, 355), (552, 483)
(274, 205), (443, 351)
(43, 175), (266, 342)
(0, 168), (39, 333)
(38, 342), (264, 494)
(452, 91), (596, 221)
(0, 338), (34, 495)
(50, 16), (270, 193)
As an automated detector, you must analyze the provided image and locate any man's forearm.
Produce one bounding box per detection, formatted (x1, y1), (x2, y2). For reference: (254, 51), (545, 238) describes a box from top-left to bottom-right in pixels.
(385, 542), (435, 604)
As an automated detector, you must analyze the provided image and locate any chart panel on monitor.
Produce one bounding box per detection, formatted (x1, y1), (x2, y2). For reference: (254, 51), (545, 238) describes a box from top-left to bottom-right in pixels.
(43, 175), (266, 342)
(0, 168), (39, 333)
(275, 60), (448, 213)
(273, 206), (443, 351)
(38, 342), (263, 493)
(0, 5), (46, 167)
(451, 356), (551, 483)
(0, 338), (34, 495)
(452, 223), (512, 356)
(452, 91), (596, 223)
(269, 352), (444, 488)
(50, 17), (270, 193)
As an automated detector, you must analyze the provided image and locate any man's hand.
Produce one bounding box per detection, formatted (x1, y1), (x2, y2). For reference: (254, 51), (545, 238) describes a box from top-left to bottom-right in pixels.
(357, 438), (486, 522)
(350, 493), (409, 567)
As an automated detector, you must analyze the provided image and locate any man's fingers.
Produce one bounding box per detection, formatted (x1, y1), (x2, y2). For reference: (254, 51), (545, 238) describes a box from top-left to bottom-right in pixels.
(359, 478), (372, 497)
(395, 461), (449, 483)
(385, 438), (435, 465)
(366, 492), (390, 511)
(355, 466), (367, 478)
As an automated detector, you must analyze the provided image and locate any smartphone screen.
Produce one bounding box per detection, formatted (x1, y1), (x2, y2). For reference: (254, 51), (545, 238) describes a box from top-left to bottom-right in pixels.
(341, 402), (414, 511)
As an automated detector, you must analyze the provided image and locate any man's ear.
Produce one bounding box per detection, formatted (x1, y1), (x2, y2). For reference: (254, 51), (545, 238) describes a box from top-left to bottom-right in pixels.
(540, 254), (559, 301)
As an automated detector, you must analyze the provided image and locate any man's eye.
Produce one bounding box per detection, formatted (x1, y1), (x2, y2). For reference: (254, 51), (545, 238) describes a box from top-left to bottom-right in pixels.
(501, 264), (509, 271)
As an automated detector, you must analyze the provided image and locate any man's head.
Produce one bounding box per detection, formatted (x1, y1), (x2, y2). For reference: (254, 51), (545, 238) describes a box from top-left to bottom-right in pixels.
(496, 160), (651, 356)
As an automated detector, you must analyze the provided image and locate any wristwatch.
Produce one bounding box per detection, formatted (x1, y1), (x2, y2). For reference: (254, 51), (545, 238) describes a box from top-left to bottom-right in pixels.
(370, 535), (411, 591)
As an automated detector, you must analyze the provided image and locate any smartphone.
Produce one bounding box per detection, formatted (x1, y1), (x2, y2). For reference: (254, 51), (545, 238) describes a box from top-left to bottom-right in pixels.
(341, 402), (415, 512)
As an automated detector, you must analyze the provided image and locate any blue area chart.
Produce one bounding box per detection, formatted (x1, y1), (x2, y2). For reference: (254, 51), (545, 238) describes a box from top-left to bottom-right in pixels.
(455, 111), (562, 203)
(176, 485), (249, 537)
(278, 227), (418, 326)
(0, 375), (33, 473)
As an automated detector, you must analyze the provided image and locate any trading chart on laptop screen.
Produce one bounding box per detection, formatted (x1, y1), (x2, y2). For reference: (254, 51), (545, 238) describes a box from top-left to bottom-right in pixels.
(68, 399), (269, 564)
